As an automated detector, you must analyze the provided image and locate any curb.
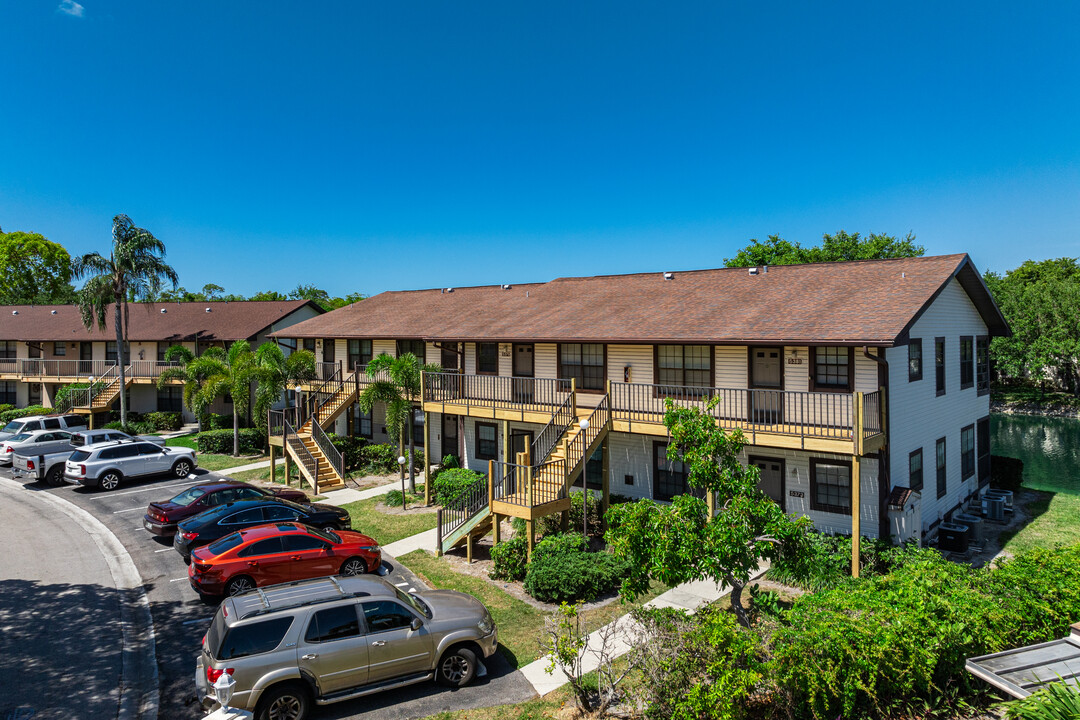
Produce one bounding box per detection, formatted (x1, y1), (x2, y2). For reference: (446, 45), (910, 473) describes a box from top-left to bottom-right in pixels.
(0, 478), (159, 720)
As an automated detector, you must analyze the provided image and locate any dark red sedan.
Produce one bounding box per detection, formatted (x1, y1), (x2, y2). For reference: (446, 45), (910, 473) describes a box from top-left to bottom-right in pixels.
(142, 481), (309, 537)
(187, 522), (382, 598)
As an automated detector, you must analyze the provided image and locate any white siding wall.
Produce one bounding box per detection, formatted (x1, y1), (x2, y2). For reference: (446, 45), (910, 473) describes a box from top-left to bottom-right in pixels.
(608, 345), (652, 385)
(887, 278), (991, 533)
(463, 343), (476, 375)
(535, 343), (558, 379)
(715, 346), (747, 387)
(784, 347), (809, 391)
(374, 339), (395, 357)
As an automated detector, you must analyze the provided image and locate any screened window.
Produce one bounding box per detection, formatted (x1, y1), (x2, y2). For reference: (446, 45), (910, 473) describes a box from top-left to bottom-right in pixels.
(908, 339), (922, 382)
(559, 343), (604, 391)
(476, 343), (499, 374)
(53, 342), (66, 357)
(412, 408), (424, 445)
(0, 341), (16, 359)
(812, 347), (852, 390)
(656, 345), (711, 387)
(396, 340), (426, 364)
(976, 336), (990, 396)
(959, 337), (974, 389)
(654, 442), (699, 502)
(476, 422), (497, 460)
(106, 341), (118, 362)
(350, 405), (373, 439)
(303, 339), (316, 354)
(810, 459), (851, 514)
(157, 386), (183, 413)
(935, 338), (946, 396)
(936, 437), (947, 499)
(348, 339), (372, 370)
(0, 381), (15, 405)
(909, 448), (923, 492)
(961, 424), (975, 480)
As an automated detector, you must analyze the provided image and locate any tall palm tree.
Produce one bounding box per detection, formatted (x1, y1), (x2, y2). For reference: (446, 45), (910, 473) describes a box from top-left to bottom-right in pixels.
(156, 344), (209, 432)
(188, 342), (257, 456)
(73, 215), (178, 426)
(358, 352), (441, 492)
(252, 343), (317, 428)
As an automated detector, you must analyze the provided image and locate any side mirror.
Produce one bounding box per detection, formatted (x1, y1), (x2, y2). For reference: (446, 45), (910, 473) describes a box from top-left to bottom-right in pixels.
(410, 617), (423, 631)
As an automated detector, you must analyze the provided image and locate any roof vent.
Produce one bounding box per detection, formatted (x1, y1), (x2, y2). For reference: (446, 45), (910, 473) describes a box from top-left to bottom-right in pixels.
(205, 307), (212, 312)
(11, 310), (17, 316)
(445, 288), (454, 293)
(501, 284), (512, 290)
(763, 265), (768, 274)
(50, 310), (57, 315)
(663, 272), (674, 280)
(748, 267), (759, 276)
(161, 308), (167, 314)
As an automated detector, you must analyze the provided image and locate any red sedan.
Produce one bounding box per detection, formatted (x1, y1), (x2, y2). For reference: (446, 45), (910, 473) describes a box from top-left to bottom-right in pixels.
(143, 481), (309, 536)
(188, 523), (382, 598)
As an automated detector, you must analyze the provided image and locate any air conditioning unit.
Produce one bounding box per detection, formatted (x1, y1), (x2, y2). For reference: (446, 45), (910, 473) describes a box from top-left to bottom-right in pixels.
(985, 496), (1006, 522)
(938, 523), (970, 553)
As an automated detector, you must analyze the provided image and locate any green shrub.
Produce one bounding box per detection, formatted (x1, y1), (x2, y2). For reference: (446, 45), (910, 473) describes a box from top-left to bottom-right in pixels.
(766, 530), (920, 591)
(54, 384), (89, 410)
(384, 485), (425, 507)
(0, 403), (13, 415)
(0, 405), (49, 425)
(200, 412), (243, 431)
(524, 533), (629, 603)
(328, 433), (368, 470)
(539, 490), (604, 537)
(360, 443), (399, 474)
(440, 454), (459, 470)
(432, 468), (486, 507)
(1005, 681), (1080, 719)
(991, 455), (1025, 492)
(489, 536), (528, 581)
(145, 411), (183, 432)
(103, 420), (155, 434)
(196, 428), (265, 455)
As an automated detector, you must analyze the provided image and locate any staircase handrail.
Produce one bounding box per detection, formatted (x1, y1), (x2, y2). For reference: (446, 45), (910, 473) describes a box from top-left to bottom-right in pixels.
(309, 419), (345, 480)
(303, 366), (344, 426)
(436, 473), (490, 549)
(565, 394), (610, 481)
(284, 420), (321, 493)
(492, 457), (568, 508)
(56, 364), (119, 413)
(531, 392), (576, 463)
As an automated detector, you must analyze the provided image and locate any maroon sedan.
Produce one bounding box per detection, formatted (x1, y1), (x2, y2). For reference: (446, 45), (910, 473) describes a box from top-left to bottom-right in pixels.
(142, 481), (309, 537)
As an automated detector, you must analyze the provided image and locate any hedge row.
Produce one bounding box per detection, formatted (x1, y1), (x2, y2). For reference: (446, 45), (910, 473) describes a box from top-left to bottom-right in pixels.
(196, 428), (266, 455)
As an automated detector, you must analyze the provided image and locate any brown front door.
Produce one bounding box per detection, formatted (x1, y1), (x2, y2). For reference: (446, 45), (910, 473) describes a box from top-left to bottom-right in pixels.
(510, 430), (533, 463)
(442, 414), (460, 462)
(749, 347), (783, 424)
(512, 344), (535, 404)
(750, 456), (785, 510)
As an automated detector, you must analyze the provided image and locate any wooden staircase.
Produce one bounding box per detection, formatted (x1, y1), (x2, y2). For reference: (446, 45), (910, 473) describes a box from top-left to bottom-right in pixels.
(283, 370), (361, 493)
(291, 431), (346, 492)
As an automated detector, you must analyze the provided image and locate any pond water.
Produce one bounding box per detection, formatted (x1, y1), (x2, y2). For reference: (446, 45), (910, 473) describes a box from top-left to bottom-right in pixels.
(991, 413), (1080, 495)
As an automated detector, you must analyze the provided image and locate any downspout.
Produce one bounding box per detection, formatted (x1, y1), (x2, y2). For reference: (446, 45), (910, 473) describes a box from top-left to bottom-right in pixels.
(863, 346), (891, 541)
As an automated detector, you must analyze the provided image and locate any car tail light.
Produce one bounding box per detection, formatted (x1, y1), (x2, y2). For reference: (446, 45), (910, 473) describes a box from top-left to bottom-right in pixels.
(4, 447), (11, 453)
(79, 464), (86, 475)
(193, 563), (212, 573)
(181, 531), (199, 541)
(25, 460), (35, 470)
(206, 667), (234, 683)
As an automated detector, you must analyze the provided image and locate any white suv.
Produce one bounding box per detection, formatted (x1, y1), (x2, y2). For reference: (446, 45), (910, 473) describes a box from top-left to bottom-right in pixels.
(65, 440), (198, 491)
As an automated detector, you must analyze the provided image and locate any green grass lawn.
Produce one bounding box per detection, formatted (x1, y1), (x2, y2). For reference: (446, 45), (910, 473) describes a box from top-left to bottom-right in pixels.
(399, 549), (668, 669)
(167, 437), (268, 472)
(340, 497), (438, 546)
(1000, 489), (1080, 555)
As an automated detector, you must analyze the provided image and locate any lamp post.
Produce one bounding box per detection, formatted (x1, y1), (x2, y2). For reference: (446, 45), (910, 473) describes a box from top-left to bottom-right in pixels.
(204, 671), (253, 719)
(294, 383), (302, 424)
(397, 455), (407, 510)
(579, 418), (589, 542)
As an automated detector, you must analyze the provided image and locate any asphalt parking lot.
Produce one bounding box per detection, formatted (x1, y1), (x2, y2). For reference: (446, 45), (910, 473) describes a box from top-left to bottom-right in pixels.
(0, 463), (535, 720)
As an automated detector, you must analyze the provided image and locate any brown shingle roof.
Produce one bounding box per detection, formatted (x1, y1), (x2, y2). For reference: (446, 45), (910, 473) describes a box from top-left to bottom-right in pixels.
(273, 254), (1010, 345)
(0, 300), (320, 343)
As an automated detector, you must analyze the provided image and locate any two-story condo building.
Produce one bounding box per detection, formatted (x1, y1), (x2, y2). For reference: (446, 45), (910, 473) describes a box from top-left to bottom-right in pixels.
(0, 300), (322, 423)
(269, 254), (1008, 554)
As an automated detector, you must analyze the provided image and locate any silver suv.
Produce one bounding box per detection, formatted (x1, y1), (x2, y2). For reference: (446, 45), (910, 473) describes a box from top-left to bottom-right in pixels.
(64, 439), (197, 491)
(195, 575), (498, 720)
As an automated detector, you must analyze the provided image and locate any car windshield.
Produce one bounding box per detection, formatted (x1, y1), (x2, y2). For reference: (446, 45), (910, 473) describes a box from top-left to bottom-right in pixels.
(9, 433), (31, 442)
(169, 487), (207, 505)
(2, 421), (25, 433)
(306, 525), (340, 544)
(208, 532), (244, 556)
(394, 587), (432, 619)
(69, 450), (91, 462)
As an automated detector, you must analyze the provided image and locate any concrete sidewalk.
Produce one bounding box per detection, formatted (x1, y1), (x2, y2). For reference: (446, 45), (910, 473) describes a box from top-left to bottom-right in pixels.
(519, 570), (767, 696)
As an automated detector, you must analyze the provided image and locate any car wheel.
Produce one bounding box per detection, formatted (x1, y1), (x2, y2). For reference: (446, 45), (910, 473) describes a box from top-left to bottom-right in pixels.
(225, 575), (256, 597)
(255, 682), (310, 720)
(98, 471), (122, 492)
(45, 466), (64, 487)
(340, 557), (367, 576)
(436, 646), (477, 687)
(171, 460), (192, 478)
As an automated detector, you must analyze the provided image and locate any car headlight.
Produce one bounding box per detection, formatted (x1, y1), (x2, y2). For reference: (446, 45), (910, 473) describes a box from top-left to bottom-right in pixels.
(477, 614), (494, 635)
(359, 546), (379, 552)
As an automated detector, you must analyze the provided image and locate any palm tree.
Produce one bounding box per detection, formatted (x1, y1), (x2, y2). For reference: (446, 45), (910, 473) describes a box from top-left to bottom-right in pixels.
(187, 342), (257, 456)
(358, 352), (441, 493)
(252, 343), (317, 428)
(156, 344), (209, 432)
(73, 215), (178, 426)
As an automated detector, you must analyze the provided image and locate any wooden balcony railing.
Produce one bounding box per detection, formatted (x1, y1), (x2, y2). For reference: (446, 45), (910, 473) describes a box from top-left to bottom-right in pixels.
(423, 372), (571, 414)
(492, 458), (568, 508)
(0, 359), (114, 379)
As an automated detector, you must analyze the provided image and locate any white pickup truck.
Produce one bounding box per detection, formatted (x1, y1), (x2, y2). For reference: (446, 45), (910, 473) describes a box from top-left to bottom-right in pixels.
(11, 439), (77, 486)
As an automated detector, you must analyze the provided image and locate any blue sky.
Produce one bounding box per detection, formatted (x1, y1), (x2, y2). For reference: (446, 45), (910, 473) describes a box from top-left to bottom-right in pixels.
(1, 1), (1077, 298)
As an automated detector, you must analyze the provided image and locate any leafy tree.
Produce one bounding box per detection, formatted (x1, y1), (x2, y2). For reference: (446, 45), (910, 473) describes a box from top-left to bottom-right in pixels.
(0, 231), (77, 304)
(72, 215), (178, 426)
(725, 230), (924, 267)
(156, 345), (208, 432)
(251, 343), (317, 428)
(984, 258), (1080, 395)
(605, 398), (811, 627)
(186, 342), (257, 456)
(248, 290), (289, 302)
(357, 352), (441, 492)
(201, 283), (224, 300)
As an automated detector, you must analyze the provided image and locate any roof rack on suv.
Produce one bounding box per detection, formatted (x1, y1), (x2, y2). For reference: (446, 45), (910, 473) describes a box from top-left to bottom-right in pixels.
(234, 576), (375, 620)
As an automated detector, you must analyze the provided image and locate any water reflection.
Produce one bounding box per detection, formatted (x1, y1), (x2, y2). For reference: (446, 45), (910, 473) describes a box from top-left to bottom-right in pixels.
(991, 413), (1080, 494)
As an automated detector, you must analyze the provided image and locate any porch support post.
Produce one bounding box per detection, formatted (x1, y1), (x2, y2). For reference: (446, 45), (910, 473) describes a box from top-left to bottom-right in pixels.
(851, 391), (864, 578)
(423, 411), (431, 505)
(501, 419), (509, 466)
(466, 532), (473, 564)
(601, 436), (610, 532)
(707, 491), (716, 517)
(493, 513), (501, 545)
(526, 519), (535, 562)
(284, 452), (293, 488)
(560, 510), (568, 532)
(269, 445), (277, 485)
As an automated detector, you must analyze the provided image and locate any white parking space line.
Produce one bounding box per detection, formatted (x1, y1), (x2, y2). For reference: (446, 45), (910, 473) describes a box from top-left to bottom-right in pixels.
(393, 582), (407, 587)
(408, 587), (416, 593)
(91, 479), (203, 498)
(113, 507), (147, 514)
(154, 548), (173, 553)
(169, 578), (189, 583)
